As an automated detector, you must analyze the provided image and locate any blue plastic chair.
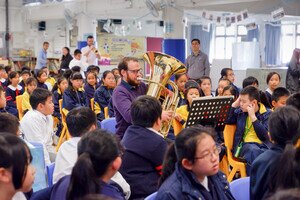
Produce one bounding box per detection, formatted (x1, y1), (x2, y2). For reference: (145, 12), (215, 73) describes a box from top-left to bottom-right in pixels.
(145, 192), (157, 200)
(46, 163), (55, 187)
(100, 117), (117, 134)
(230, 177), (250, 200)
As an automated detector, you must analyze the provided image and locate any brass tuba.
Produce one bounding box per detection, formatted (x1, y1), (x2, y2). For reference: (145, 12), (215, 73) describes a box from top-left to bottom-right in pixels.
(143, 51), (186, 137)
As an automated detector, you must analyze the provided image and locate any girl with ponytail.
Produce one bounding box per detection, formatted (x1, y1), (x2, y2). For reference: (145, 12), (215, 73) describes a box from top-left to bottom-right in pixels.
(250, 106), (300, 200)
(50, 129), (124, 200)
(157, 126), (234, 200)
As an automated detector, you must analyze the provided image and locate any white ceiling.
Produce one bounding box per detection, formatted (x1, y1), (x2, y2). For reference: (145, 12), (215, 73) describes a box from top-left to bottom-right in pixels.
(2, 0), (300, 21)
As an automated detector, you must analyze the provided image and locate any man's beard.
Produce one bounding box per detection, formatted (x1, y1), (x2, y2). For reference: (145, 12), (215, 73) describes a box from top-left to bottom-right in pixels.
(127, 76), (140, 87)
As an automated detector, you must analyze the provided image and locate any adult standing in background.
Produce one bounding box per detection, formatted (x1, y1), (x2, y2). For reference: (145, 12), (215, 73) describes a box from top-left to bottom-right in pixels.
(60, 47), (73, 73)
(35, 41), (49, 75)
(185, 38), (210, 83)
(81, 35), (101, 66)
(286, 48), (300, 94)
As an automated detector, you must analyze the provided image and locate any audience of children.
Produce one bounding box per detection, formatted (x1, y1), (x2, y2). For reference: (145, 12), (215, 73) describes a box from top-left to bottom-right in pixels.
(53, 107), (130, 199)
(199, 75), (213, 96)
(220, 68), (240, 93)
(5, 71), (24, 117)
(52, 76), (68, 119)
(174, 80), (200, 128)
(216, 78), (230, 96)
(174, 73), (188, 106)
(62, 72), (87, 111)
(120, 95), (168, 199)
(1, 58), (300, 200)
(156, 126), (235, 200)
(94, 70), (116, 121)
(22, 77), (37, 115)
(20, 88), (55, 165)
(19, 70), (31, 89)
(36, 69), (49, 90)
(270, 87), (290, 110)
(242, 76), (259, 88)
(0, 133), (35, 200)
(222, 85), (239, 100)
(50, 129), (125, 200)
(84, 71), (99, 108)
(226, 86), (272, 175)
(250, 106), (300, 200)
(265, 72), (281, 106)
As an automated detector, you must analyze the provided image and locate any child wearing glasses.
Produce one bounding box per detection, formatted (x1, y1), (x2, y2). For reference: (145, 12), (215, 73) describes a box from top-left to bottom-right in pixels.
(156, 126), (234, 200)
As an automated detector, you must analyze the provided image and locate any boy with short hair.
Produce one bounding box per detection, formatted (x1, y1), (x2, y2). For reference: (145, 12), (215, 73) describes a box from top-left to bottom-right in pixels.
(120, 95), (168, 199)
(53, 107), (131, 199)
(226, 86), (272, 175)
(0, 113), (19, 135)
(20, 88), (55, 165)
(242, 76), (259, 88)
(286, 92), (300, 111)
(271, 87), (290, 110)
(69, 49), (87, 78)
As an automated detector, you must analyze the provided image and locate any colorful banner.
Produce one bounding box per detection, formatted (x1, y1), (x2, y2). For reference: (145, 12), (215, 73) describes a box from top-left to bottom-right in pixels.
(98, 34), (146, 65)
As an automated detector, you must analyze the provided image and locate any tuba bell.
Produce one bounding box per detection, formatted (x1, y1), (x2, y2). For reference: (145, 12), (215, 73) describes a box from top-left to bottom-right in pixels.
(143, 51), (186, 137)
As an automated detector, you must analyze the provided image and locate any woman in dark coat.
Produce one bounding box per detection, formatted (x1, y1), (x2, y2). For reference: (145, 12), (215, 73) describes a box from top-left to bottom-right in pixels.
(60, 47), (73, 72)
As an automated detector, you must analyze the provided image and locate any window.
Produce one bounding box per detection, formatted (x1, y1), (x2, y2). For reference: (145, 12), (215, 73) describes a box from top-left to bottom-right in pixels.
(214, 25), (246, 59)
(281, 24), (300, 63)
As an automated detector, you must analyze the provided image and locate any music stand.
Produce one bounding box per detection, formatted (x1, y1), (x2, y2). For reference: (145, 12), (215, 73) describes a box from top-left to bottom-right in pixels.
(186, 96), (234, 131)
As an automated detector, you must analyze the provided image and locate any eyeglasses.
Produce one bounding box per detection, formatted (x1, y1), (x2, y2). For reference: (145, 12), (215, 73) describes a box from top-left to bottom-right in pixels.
(194, 145), (222, 161)
(127, 69), (142, 74)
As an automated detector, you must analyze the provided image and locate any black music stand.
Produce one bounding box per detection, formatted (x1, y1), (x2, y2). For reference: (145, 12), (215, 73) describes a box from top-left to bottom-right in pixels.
(186, 96), (234, 131)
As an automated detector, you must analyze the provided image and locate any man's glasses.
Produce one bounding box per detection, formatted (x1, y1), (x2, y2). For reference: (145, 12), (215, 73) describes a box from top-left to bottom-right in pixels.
(127, 69), (142, 74)
(194, 145), (222, 161)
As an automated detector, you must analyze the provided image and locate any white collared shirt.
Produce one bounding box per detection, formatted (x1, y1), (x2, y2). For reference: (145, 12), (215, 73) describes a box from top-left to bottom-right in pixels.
(69, 58), (88, 78)
(147, 127), (164, 138)
(7, 84), (23, 91)
(200, 176), (209, 192)
(53, 137), (81, 183)
(20, 109), (54, 165)
(81, 45), (98, 66)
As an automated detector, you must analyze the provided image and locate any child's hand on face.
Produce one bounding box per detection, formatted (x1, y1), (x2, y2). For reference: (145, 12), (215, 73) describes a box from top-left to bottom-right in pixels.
(247, 103), (257, 121)
(232, 96), (240, 108)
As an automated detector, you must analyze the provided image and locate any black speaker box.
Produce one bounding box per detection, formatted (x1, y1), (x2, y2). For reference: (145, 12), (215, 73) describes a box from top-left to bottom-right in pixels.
(38, 21), (46, 31)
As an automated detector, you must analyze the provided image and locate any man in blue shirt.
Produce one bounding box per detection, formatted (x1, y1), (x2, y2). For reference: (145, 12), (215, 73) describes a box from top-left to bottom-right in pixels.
(35, 42), (49, 75)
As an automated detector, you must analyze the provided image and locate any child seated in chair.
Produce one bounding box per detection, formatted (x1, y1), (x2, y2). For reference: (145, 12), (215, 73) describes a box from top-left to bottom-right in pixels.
(174, 80), (200, 128)
(120, 95), (168, 199)
(226, 85), (272, 175)
(62, 72), (87, 111)
(20, 88), (55, 165)
(53, 107), (131, 199)
(22, 77), (37, 115)
(156, 126), (235, 200)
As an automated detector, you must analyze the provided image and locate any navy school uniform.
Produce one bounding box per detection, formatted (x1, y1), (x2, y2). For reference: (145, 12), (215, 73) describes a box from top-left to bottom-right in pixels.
(120, 125), (168, 199)
(156, 164), (235, 200)
(19, 80), (25, 89)
(37, 81), (48, 90)
(34, 175), (125, 200)
(62, 87), (87, 111)
(94, 85), (113, 121)
(52, 88), (63, 119)
(0, 78), (8, 90)
(5, 85), (24, 117)
(84, 82), (100, 108)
